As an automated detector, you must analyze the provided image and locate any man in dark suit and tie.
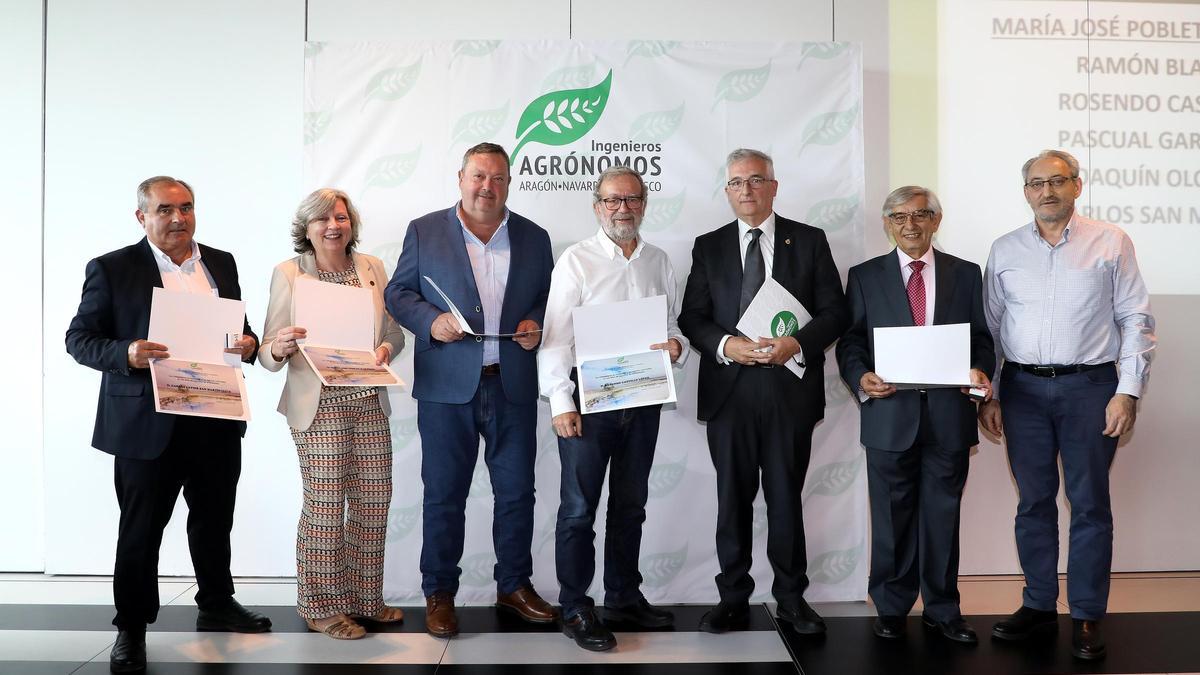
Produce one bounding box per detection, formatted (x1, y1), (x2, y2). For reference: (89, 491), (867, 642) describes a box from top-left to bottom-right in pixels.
(65, 176), (270, 673)
(385, 142), (556, 638)
(679, 148), (849, 635)
(836, 185), (994, 644)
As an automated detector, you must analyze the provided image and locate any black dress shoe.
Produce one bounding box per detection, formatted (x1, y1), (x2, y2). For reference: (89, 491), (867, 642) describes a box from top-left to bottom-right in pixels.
(698, 602), (750, 633)
(991, 606), (1057, 641)
(873, 615), (906, 639)
(1072, 619), (1106, 661)
(110, 628), (146, 673)
(196, 598), (273, 633)
(563, 609), (616, 652)
(777, 599), (826, 635)
(603, 598), (675, 628)
(922, 614), (978, 644)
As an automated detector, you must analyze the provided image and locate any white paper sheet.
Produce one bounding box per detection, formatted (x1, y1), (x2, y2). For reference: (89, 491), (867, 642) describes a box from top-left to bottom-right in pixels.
(572, 295), (667, 363)
(150, 359), (250, 421)
(873, 323), (973, 388)
(734, 278), (810, 379)
(148, 288), (247, 367)
(422, 275), (539, 337)
(294, 276), (374, 351)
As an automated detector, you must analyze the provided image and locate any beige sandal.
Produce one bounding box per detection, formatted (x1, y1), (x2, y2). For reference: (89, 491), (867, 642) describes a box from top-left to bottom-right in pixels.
(306, 613), (367, 640)
(352, 606), (405, 623)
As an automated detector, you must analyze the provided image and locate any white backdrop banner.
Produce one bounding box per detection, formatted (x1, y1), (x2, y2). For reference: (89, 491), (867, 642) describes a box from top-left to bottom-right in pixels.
(303, 40), (867, 603)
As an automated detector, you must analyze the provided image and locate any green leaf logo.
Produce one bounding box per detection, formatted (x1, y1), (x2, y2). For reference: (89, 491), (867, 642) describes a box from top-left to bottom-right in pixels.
(798, 42), (849, 68)
(804, 455), (864, 498)
(364, 146), (421, 189)
(642, 189), (686, 231)
(647, 455), (687, 498)
(809, 543), (863, 585)
(712, 61), (771, 111)
(451, 103), (509, 145)
(512, 70), (612, 163)
(385, 502), (421, 541)
(624, 40), (679, 66)
(362, 58), (422, 112)
(304, 111), (332, 146)
(460, 552), (497, 587)
(640, 545), (688, 588)
(452, 40), (501, 62)
(806, 196), (860, 232)
(541, 62), (597, 92)
(629, 103), (685, 143)
(771, 311), (799, 337)
(304, 42), (325, 59)
(799, 103), (860, 151)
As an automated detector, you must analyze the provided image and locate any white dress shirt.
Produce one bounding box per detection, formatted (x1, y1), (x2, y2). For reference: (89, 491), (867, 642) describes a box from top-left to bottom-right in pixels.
(897, 245), (935, 327)
(538, 228), (689, 417)
(984, 213), (1155, 398)
(148, 239), (216, 295)
(456, 204), (511, 366)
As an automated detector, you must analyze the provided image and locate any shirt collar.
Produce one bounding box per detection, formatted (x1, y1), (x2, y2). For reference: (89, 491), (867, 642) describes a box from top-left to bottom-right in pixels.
(455, 202), (510, 240)
(1026, 211), (1077, 248)
(895, 245), (935, 270)
(738, 212), (776, 241)
(593, 227), (645, 260)
(147, 238), (201, 268)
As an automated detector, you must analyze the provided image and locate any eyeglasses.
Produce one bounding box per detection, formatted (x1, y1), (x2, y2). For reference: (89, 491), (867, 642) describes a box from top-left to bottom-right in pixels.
(1024, 175), (1076, 191)
(725, 177), (774, 191)
(886, 209), (935, 225)
(598, 196), (645, 210)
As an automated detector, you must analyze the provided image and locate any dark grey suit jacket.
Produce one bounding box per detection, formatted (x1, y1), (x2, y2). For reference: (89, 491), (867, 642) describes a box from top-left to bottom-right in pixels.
(836, 248), (994, 452)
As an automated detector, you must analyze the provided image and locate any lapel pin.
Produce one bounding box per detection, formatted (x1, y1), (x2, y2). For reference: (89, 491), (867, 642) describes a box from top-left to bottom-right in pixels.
(785, 238), (791, 245)
(369, 280), (375, 285)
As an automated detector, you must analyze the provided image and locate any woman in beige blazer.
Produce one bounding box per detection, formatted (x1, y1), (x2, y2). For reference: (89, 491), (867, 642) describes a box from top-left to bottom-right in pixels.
(260, 188), (406, 640)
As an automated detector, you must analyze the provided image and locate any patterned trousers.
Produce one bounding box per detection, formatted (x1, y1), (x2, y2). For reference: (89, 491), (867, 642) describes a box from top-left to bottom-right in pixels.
(290, 389), (392, 619)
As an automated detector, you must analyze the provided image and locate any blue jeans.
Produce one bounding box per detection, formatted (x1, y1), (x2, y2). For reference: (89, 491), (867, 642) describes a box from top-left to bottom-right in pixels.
(417, 371), (536, 597)
(1000, 363), (1119, 620)
(555, 405), (661, 618)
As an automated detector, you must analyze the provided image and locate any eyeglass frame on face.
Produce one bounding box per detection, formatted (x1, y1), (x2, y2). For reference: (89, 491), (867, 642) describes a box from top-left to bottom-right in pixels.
(1023, 174), (1078, 192)
(885, 209), (936, 226)
(597, 195), (645, 211)
(725, 176), (775, 191)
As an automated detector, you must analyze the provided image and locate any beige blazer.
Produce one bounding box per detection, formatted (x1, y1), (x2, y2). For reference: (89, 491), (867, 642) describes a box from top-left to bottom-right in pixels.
(259, 251), (406, 431)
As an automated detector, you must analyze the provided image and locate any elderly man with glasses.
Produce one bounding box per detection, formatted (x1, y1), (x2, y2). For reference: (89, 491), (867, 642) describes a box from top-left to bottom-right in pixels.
(836, 186), (994, 645)
(980, 149), (1155, 661)
(538, 165), (687, 651)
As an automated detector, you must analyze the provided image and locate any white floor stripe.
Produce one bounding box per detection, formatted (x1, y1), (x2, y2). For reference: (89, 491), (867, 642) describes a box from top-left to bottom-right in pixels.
(0, 581), (193, 605)
(443, 630), (792, 664)
(0, 630), (115, 661)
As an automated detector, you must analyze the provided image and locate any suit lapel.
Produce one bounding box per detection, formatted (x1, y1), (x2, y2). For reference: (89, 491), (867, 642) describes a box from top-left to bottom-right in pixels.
(718, 221), (744, 327)
(879, 250), (915, 327)
(501, 214), (522, 327)
(198, 243), (233, 298)
(932, 248), (955, 325)
(772, 216), (790, 282)
(445, 207), (484, 311)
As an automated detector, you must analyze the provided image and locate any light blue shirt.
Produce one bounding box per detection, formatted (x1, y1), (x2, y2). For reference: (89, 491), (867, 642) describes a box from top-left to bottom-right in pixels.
(456, 204), (511, 366)
(984, 213), (1155, 398)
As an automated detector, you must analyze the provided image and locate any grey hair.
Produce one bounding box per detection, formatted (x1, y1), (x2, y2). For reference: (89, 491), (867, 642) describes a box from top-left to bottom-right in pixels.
(460, 142), (511, 171)
(1021, 149), (1081, 182)
(290, 188), (362, 255)
(592, 165), (647, 203)
(882, 185), (943, 217)
(725, 148), (775, 179)
(137, 176), (194, 211)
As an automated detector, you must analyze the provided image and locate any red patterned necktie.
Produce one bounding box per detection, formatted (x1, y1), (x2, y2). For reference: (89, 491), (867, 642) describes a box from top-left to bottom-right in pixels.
(906, 260), (926, 326)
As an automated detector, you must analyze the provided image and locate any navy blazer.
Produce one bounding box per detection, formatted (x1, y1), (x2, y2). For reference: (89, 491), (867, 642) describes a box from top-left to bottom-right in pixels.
(678, 215), (849, 423)
(385, 207), (553, 405)
(65, 237), (258, 459)
(836, 248), (995, 452)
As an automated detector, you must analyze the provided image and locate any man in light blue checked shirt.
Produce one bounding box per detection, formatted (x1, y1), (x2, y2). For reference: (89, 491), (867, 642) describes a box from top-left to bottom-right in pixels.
(980, 149), (1156, 663)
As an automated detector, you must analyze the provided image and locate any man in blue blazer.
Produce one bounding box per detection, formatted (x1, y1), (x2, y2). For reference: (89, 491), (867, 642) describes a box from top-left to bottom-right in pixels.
(836, 186), (994, 645)
(386, 143), (556, 637)
(679, 149), (849, 636)
(65, 176), (269, 673)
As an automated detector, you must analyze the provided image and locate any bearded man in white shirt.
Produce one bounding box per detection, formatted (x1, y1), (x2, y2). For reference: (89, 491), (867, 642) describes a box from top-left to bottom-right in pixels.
(538, 165), (687, 652)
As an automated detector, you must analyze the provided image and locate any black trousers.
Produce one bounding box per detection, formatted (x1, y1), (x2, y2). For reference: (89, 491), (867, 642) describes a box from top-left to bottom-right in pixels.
(112, 416), (241, 629)
(865, 396), (969, 622)
(706, 367), (816, 607)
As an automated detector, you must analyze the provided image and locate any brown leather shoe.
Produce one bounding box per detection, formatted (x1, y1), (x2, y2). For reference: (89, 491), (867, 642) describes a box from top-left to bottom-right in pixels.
(496, 586), (559, 624)
(425, 591), (458, 638)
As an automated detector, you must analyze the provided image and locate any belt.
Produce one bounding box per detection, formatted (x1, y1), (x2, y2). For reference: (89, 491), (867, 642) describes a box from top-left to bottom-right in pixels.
(481, 363), (501, 376)
(1010, 362), (1113, 378)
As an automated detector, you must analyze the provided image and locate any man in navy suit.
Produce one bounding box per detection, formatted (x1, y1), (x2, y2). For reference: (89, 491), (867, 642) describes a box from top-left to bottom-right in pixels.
(836, 186), (994, 645)
(386, 143), (556, 638)
(679, 148), (848, 636)
(66, 176), (270, 673)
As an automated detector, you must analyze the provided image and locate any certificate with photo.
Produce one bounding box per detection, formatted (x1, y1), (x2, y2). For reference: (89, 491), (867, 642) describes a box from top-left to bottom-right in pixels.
(150, 359), (250, 421)
(298, 344), (405, 388)
(572, 296), (677, 414)
(578, 350), (674, 415)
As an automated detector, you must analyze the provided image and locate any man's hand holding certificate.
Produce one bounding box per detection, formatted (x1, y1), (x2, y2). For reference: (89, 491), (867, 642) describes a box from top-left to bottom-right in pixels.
(734, 277), (812, 378)
(872, 323), (989, 399)
(571, 295), (678, 415)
